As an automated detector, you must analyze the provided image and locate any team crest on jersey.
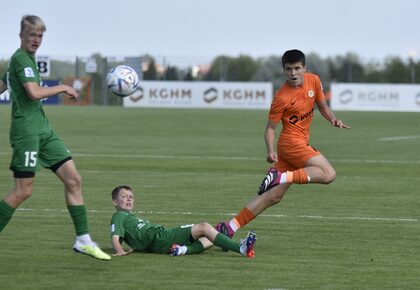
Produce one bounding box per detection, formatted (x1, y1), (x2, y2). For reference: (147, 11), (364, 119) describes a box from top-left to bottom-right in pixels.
(24, 67), (35, 77)
(308, 90), (314, 98)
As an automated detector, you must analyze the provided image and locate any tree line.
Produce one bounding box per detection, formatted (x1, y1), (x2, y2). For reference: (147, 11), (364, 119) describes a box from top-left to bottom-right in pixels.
(1, 52), (419, 104)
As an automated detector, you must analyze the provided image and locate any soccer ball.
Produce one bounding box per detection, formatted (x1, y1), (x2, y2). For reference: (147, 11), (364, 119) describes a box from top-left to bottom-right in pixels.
(106, 65), (139, 97)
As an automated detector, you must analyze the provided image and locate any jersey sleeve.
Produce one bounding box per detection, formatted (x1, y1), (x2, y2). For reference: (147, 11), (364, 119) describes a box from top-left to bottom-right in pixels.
(314, 74), (326, 102)
(111, 212), (126, 238)
(268, 92), (285, 123)
(15, 54), (38, 85)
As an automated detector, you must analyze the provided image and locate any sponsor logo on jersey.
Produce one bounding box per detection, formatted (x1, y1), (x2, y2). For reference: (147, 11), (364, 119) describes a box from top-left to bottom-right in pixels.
(24, 67), (35, 78)
(308, 90), (314, 98)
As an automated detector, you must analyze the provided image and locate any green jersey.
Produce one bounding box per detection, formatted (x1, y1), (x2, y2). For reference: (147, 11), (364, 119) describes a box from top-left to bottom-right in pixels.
(111, 210), (193, 254)
(8, 48), (51, 139)
(111, 210), (166, 252)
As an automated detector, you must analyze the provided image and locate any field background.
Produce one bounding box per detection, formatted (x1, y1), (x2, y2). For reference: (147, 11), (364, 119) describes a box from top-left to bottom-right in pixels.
(0, 105), (419, 290)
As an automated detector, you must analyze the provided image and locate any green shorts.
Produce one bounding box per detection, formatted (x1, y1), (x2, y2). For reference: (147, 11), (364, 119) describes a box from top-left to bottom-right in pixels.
(149, 224), (194, 254)
(9, 130), (71, 177)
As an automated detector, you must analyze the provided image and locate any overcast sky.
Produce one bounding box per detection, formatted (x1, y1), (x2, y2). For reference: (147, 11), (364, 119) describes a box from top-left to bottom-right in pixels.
(2, 0), (420, 67)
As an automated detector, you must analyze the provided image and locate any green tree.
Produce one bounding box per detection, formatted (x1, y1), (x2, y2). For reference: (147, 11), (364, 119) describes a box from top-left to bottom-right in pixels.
(143, 58), (157, 80)
(205, 55), (258, 82)
(382, 56), (410, 83)
(163, 66), (179, 80)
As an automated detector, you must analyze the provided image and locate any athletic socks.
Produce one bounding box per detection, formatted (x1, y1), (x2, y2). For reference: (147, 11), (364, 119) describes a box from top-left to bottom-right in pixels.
(185, 241), (203, 254)
(0, 200), (16, 233)
(280, 168), (310, 184)
(67, 205), (89, 236)
(229, 207), (256, 233)
(214, 233), (240, 253)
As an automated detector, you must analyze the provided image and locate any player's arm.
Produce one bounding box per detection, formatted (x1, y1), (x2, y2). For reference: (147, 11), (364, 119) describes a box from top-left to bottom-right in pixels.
(23, 82), (79, 101)
(317, 99), (350, 129)
(111, 235), (133, 256)
(264, 120), (279, 163)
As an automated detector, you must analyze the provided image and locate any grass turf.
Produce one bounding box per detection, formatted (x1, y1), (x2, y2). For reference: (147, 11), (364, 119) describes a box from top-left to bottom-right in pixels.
(0, 105), (419, 289)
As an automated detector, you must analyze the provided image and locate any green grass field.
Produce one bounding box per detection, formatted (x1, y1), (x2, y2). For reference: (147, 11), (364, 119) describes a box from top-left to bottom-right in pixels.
(0, 105), (419, 290)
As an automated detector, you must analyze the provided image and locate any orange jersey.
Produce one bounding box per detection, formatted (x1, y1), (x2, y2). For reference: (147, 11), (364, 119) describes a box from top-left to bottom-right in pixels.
(269, 72), (325, 146)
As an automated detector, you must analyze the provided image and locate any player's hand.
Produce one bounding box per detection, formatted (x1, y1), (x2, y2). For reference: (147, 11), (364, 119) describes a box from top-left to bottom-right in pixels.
(331, 119), (350, 129)
(113, 250), (132, 256)
(266, 151), (278, 163)
(63, 85), (79, 101)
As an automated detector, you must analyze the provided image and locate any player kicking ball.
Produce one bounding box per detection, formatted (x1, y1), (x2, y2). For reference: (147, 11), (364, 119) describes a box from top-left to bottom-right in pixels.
(216, 49), (350, 241)
(110, 185), (256, 258)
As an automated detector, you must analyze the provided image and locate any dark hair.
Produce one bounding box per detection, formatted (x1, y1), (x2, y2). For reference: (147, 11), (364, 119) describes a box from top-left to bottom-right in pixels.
(282, 49), (305, 67)
(111, 185), (132, 200)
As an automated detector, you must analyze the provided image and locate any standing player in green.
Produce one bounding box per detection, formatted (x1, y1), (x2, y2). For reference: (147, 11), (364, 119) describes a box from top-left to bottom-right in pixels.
(0, 15), (110, 260)
(111, 185), (257, 257)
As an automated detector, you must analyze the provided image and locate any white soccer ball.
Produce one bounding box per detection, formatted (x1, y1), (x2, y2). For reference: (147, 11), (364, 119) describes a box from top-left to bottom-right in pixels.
(106, 65), (139, 97)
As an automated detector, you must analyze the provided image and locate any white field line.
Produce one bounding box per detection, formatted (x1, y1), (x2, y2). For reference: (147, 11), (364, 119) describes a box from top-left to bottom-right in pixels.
(2, 151), (418, 164)
(16, 208), (418, 223)
(378, 135), (420, 141)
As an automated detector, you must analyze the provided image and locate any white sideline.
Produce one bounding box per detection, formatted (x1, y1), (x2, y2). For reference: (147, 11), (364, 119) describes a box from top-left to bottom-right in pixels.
(16, 208), (418, 223)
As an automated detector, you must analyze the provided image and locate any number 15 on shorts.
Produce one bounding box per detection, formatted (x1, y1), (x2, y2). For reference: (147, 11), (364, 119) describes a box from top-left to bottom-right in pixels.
(24, 151), (37, 167)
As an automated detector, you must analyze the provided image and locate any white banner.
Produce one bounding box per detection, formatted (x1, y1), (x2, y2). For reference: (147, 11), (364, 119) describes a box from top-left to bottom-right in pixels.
(123, 81), (272, 109)
(331, 83), (420, 112)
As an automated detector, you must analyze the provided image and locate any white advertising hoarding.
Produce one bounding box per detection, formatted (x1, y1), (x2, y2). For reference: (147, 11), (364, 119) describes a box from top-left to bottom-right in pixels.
(123, 81), (273, 109)
(331, 83), (420, 112)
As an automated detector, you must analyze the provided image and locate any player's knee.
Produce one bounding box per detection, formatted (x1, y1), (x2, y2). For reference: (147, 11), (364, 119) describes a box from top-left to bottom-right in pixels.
(65, 172), (82, 190)
(195, 222), (212, 235)
(13, 187), (33, 203)
(323, 169), (336, 184)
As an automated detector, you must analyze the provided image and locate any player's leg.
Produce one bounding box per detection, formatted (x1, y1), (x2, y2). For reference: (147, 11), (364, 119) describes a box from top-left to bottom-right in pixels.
(44, 132), (109, 260)
(216, 183), (291, 238)
(1, 135), (39, 233)
(191, 222), (256, 256)
(53, 159), (109, 260)
(0, 177), (34, 232)
(303, 154), (336, 184)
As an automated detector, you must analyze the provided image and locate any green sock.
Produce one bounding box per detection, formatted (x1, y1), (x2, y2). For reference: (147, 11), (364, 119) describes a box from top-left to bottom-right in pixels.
(67, 205), (89, 236)
(186, 240), (205, 254)
(214, 233), (240, 253)
(0, 200), (16, 233)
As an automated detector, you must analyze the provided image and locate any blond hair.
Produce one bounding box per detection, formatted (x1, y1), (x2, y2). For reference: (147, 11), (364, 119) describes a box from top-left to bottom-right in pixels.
(20, 15), (46, 33)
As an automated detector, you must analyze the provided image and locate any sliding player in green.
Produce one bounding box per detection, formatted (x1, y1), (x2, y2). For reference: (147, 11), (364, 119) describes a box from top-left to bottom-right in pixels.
(111, 185), (257, 257)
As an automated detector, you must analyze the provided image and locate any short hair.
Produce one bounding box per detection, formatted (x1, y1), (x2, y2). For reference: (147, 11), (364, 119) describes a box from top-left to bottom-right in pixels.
(282, 49), (305, 67)
(20, 15), (46, 34)
(111, 185), (133, 200)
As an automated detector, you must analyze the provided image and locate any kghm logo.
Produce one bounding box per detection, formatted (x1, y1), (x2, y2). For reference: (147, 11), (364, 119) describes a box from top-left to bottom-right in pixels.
(416, 92), (420, 106)
(204, 87), (218, 104)
(339, 89), (353, 104)
(130, 86), (143, 102)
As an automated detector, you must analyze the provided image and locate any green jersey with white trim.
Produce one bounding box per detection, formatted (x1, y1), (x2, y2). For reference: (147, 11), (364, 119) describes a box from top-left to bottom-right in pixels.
(111, 210), (166, 252)
(8, 48), (51, 139)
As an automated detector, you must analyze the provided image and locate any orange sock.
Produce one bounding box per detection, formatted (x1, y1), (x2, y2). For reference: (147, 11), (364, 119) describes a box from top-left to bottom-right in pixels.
(291, 168), (309, 184)
(232, 207), (256, 229)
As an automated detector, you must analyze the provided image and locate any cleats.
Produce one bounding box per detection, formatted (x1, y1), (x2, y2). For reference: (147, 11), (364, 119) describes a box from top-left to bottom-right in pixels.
(215, 221), (235, 238)
(73, 241), (111, 260)
(257, 167), (281, 195)
(239, 231), (257, 258)
(215, 221), (235, 251)
(169, 244), (186, 256)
